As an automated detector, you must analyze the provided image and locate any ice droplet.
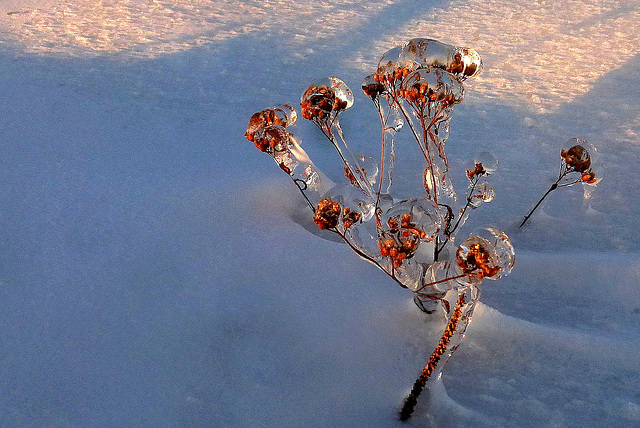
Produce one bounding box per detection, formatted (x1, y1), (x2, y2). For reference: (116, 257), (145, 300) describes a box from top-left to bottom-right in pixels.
(354, 154), (379, 187)
(303, 165), (320, 190)
(468, 182), (495, 208)
(484, 227), (516, 278)
(347, 221), (380, 260)
(393, 258), (425, 290)
(392, 116), (404, 132)
(421, 261), (456, 294)
(378, 45), (404, 72)
(329, 76), (354, 110)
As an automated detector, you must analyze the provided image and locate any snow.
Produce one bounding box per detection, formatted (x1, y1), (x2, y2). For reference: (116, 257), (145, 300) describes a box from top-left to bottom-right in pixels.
(0, 0), (639, 426)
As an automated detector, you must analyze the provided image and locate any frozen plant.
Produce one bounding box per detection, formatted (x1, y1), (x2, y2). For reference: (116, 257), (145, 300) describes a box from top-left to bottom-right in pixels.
(246, 38), (516, 421)
(520, 138), (601, 227)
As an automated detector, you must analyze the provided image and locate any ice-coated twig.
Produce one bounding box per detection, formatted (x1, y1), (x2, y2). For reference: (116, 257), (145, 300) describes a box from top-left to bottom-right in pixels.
(301, 77), (374, 198)
(520, 141), (599, 227)
(399, 288), (476, 421)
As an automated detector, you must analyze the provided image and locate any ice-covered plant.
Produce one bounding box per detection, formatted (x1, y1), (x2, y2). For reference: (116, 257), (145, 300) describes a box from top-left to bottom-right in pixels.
(246, 38), (517, 421)
(520, 138), (601, 227)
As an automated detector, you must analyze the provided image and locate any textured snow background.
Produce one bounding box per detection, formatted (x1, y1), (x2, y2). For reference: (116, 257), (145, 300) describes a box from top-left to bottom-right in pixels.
(0, 0), (639, 427)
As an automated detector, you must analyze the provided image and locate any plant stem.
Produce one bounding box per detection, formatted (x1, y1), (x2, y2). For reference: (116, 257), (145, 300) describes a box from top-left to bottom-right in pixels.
(399, 292), (467, 421)
(374, 100), (393, 229)
(519, 181), (558, 228)
(434, 177), (479, 259)
(413, 273), (466, 295)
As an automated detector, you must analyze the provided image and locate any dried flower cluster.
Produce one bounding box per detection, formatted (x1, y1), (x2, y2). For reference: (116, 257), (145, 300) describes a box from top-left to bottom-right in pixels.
(244, 37), (598, 421)
(456, 237), (501, 279)
(313, 198), (341, 230)
(561, 145), (597, 184)
(246, 38), (515, 421)
(301, 84), (348, 122)
(378, 212), (427, 268)
(520, 139), (601, 227)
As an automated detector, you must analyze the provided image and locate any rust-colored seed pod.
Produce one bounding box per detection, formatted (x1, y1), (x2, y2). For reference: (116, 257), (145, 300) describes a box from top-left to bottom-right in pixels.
(466, 162), (486, 180)
(342, 207), (362, 229)
(314, 198), (342, 230)
(456, 242), (499, 278)
(562, 145), (591, 172)
(581, 171), (597, 184)
(245, 108), (287, 141)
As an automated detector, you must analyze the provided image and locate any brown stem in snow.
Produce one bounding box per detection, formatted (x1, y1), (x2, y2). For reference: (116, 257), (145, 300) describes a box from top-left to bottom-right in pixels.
(399, 292), (467, 421)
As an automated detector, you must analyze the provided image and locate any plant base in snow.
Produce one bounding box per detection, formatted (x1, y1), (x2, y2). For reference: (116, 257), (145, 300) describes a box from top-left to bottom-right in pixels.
(399, 291), (468, 421)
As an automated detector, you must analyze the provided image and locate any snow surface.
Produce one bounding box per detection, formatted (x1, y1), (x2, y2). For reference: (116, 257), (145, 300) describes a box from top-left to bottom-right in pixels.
(0, 0), (639, 427)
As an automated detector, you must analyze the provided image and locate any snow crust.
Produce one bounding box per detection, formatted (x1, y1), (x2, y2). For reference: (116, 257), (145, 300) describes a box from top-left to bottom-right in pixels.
(0, 0), (639, 426)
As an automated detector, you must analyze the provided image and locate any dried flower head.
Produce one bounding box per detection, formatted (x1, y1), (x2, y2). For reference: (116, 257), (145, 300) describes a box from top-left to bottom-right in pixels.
(361, 74), (386, 101)
(245, 104), (296, 142)
(399, 68), (464, 114)
(300, 77), (353, 126)
(466, 162), (486, 180)
(314, 198), (342, 230)
(456, 236), (500, 279)
(378, 212), (428, 268)
(301, 84), (339, 121)
(561, 145), (591, 173)
(251, 125), (292, 154)
(342, 207), (362, 229)
(377, 232), (412, 268)
(374, 45), (406, 86)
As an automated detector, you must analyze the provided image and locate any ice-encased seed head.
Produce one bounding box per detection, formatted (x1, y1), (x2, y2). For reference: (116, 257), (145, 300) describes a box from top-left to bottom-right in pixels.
(466, 162), (487, 180)
(329, 76), (354, 110)
(456, 227), (515, 281)
(321, 183), (376, 227)
(449, 47), (482, 79)
(470, 151), (498, 176)
(251, 125), (293, 154)
(456, 235), (499, 279)
(402, 38), (452, 71)
(400, 38), (482, 80)
(245, 104), (297, 141)
(383, 198), (442, 240)
(375, 45), (417, 93)
(400, 68), (464, 111)
(377, 199), (442, 268)
(561, 144), (591, 173)
(374, 39), (482, 97)
(300, 77), (353, 122)
(362, 74), (385, 101)
(314, 198), (342, 230)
